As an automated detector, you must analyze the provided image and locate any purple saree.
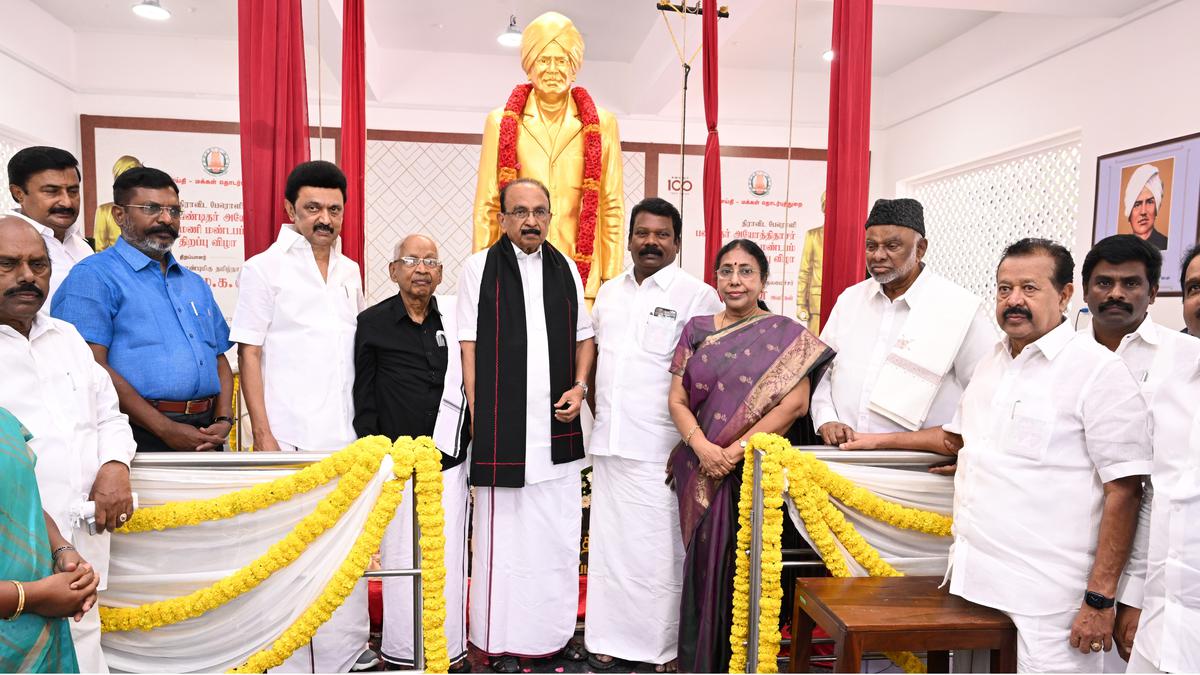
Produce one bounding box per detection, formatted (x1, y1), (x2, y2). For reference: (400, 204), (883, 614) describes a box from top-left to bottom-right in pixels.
(668, 314), (833, 673)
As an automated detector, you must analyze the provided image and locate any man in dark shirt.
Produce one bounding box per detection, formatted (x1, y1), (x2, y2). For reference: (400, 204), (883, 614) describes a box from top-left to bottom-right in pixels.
(353, 234), (470, 671)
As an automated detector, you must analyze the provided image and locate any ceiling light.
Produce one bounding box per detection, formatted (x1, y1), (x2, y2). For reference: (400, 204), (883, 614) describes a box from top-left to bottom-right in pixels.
(497, 15), (522, 48)
(822, 49), (835, 62)
(132, 0), (171, 21)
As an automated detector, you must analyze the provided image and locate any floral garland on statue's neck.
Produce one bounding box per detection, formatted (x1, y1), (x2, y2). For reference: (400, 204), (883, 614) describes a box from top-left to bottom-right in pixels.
(498, 83), (603, 283)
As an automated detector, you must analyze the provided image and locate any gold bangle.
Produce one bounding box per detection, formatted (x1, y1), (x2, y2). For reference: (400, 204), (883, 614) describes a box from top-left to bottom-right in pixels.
(4, 580), (24, 621)
(684, 425), (701, 447)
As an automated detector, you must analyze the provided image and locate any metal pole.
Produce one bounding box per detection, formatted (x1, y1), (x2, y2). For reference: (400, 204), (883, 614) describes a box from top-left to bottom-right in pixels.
(411, 488), (424, 671)
(746, 448), (765, 673)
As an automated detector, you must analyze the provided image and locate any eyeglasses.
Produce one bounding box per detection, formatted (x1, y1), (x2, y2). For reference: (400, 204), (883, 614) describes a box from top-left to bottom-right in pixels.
(503, 207), (552, 222)
(119, 203), (184, 220)
(716, 266), (760, 279)
(394, 257), (442, 268)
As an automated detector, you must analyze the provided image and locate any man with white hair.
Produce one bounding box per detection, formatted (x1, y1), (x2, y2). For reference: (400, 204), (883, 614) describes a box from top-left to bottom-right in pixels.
(813, 198), (997, 462)
(1124, 164), (1167, 250)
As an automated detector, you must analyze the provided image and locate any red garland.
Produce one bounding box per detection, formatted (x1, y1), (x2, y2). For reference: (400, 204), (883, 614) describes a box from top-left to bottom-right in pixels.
(496, 84), (604, 284)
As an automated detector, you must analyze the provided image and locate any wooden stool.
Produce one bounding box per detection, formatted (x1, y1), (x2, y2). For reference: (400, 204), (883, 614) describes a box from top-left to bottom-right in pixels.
(788, 576), (1017, 673)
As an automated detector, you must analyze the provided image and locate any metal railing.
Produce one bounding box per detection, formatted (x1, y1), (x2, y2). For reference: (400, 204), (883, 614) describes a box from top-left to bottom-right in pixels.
(739, 445), (945, 673)
(130, 451), (428, 670)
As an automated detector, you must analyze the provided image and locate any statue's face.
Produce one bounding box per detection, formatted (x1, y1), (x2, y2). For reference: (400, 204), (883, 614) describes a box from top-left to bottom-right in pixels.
(529, 41), (575, 96)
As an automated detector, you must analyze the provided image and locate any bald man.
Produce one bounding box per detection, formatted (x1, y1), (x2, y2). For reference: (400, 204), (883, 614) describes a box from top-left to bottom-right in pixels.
(0, 216), (136, 672)
(353, 235), (470, 671)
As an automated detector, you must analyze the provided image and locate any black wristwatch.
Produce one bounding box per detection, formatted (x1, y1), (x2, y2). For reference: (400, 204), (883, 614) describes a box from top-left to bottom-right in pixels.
(213, 416), (235, 426)
(1084, 590), (1115, 610)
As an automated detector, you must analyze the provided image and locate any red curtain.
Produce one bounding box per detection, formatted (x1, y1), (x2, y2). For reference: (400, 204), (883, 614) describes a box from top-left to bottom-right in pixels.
(819, 0), (873, 323)
(701, 3), (723, 287)
(237, 0), (310, 260)
(340, 0), (366, 277)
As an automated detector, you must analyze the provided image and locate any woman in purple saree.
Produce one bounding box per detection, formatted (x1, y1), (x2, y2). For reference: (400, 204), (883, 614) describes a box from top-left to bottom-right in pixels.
(667, 240), (833, 673)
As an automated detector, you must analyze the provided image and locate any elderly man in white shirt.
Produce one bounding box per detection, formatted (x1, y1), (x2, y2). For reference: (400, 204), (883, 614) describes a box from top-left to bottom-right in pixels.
(946, 238), (1151, 673)
(230, 161), (372, 673)
(0, 216), (136, 673)
(458, 178), (595, 674)
(6, 146), (93, 305)
(813, 198), (995, 457)
(583, 198), (723, 672)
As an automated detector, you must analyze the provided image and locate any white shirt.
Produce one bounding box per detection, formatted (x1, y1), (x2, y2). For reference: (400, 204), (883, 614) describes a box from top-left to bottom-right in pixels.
(457, 242), (594, 484)
(0, 314), (136, 588)
(811, 267), (997, 433)
(591, 264), (723, 462)
(229, 225), (365, 450)
(1082, 316), (1178, 607)
(1128, 342), (1200, 672)
(945, 320), (1153, 615)
(8, 208), (93, 307)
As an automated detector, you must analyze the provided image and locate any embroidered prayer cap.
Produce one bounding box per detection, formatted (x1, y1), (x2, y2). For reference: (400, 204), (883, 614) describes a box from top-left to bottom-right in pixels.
(1123, 164), (1163, 218)
(864, 198), (925, 236)
(521, 12), (585, 74)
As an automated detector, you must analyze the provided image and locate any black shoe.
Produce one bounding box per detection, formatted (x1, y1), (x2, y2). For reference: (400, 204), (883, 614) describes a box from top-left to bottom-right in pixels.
(490, 655), (520, 673)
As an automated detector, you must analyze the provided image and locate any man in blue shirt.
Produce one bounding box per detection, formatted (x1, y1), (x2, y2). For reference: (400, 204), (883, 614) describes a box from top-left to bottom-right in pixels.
(51, 167), (235, 451)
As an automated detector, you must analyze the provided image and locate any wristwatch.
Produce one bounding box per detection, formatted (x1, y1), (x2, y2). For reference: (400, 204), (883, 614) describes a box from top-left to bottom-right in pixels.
(573, 380), (589, 397)
(1084, 590), (1115, 610)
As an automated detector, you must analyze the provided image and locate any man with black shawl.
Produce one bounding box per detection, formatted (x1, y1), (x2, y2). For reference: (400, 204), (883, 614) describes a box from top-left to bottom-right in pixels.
(457, 178), (595, 673)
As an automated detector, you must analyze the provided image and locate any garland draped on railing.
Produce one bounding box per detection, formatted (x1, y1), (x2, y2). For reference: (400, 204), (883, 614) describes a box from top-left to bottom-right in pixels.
(99, 436), (450, 673)
(729, 433), (953, 674)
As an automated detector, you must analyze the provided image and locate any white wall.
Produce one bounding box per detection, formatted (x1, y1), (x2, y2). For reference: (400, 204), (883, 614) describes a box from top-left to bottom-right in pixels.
(879, 0), (1200, 330)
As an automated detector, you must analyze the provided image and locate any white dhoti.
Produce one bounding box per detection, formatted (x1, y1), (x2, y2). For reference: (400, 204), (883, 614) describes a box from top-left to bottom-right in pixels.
(69, 603), (107, 674)
(1006, 609), (1103, 673)
(583, 455), (683, 665)
(468, 471), (582, 657)
(381, 461), (470, 667)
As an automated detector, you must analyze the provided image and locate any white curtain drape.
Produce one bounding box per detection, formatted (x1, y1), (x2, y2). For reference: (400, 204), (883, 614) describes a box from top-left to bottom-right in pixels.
(102, 459), (394, 673)
(785, 463), (954, 576)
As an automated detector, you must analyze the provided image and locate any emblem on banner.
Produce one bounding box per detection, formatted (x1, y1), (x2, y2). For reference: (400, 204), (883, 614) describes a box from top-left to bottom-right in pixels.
(748, 170), (771, 196)
(201, 147), (231, 176)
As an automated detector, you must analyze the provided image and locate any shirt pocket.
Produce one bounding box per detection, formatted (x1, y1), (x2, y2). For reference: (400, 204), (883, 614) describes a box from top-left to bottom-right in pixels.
(642, 313), (679, 356)
(333, 283), (360, 322)
(1002, 397), (1054, 462)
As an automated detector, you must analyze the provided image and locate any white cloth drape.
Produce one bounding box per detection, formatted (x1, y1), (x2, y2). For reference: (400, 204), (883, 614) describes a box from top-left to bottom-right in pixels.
(101, 460), (393, 673)
(785, 462), (954, 576)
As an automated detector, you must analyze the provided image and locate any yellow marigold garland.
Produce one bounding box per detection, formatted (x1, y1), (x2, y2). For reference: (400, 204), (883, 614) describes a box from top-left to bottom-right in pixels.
(728, 433), (952, 675)
(412, 436), (451, 673)
(229, 442), (416, 673)
(101, 437), (391, 632)
(117, 437), (389, 533)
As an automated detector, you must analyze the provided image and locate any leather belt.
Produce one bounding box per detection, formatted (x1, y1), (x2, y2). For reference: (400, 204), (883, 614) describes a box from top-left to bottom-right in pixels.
(150, 396), (215, 415)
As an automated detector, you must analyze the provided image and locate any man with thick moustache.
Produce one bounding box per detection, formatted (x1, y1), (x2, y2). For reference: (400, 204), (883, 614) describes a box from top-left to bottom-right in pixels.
(945, 238), (1150, 672)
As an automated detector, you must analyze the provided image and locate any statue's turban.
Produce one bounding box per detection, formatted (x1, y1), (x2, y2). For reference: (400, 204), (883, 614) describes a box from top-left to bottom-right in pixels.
(1124, 163), (1163, 218)
(521, 11), (584, 74)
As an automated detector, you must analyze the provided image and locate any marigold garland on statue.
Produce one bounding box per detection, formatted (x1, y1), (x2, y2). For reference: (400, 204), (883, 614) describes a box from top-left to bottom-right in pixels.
(496, 83), (603, 282)
(728, 433), (953, 675)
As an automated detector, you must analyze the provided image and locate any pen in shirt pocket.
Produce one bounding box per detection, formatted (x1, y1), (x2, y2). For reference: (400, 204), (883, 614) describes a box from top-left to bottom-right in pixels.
(190, 301), (199, 316)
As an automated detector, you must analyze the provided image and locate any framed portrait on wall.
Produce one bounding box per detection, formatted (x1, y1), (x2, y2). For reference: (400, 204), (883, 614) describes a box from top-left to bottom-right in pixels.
(1094, 131), (1200, 295)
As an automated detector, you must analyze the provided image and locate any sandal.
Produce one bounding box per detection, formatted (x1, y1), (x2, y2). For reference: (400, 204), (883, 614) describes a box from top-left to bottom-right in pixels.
(586, 653), (622, 671)
(449, 657), (472, 673)
(490, 655), (519, 673)
(655, 659), (679, 673)
(560, 637), (589, 662)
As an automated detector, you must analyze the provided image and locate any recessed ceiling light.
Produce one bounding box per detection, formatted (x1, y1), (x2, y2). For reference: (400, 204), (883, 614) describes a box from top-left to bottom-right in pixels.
(132, 0), (171, 21)
(497, 15), (521, 48)
(822, 49), (835, 62)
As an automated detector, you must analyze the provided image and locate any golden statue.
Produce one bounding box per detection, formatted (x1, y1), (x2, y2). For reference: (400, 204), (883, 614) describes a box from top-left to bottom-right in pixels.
(93, 155), (143, 251)
(473, 11), (624, 301)
(795, 191), (825, 334)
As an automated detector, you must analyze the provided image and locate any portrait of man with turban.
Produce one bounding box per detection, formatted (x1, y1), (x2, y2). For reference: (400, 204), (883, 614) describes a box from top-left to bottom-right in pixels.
(1122, 162), (1169, 249)
(472, 11), (625, 303)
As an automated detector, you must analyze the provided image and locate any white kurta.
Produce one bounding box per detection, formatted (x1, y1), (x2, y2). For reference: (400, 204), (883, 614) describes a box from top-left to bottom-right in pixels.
(456, 242), (593, 656)
(584, 265), (720, 663)
(811, 267), (997, 433)
(229, 225), (365, 450)
(946, 321), (1153, 672)
(8, 209), (93, 308)
(229, 226), (368, 673)
(0, 314), (137, 673)
(1124, 336), (1200, 673)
